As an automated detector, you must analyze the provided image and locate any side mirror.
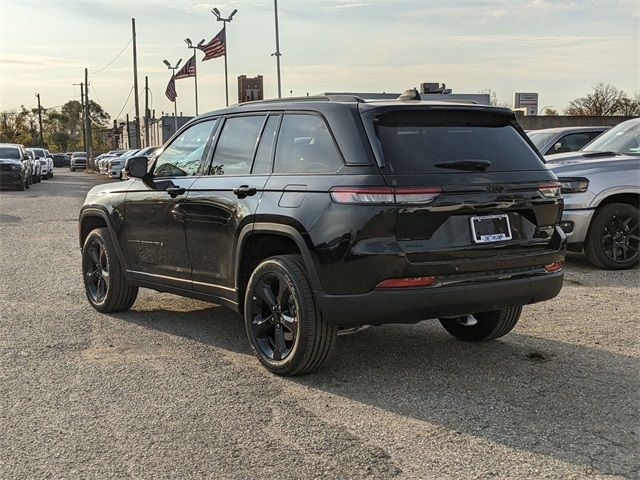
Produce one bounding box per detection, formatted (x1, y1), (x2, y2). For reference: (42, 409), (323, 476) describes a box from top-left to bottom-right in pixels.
(127, 156), (148, 178)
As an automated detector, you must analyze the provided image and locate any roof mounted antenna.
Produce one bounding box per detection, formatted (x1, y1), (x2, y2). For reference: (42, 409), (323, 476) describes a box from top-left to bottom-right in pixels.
(398, 88), (421, 101)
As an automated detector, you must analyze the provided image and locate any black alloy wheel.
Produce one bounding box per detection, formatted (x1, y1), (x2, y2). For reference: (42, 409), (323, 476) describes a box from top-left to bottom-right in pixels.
(249, 272), (298, 361)
(244, 255), (337, 376)
(85, 240), (109, 303)
(81, 228), (138, 312)
(585, 203), (639, 270)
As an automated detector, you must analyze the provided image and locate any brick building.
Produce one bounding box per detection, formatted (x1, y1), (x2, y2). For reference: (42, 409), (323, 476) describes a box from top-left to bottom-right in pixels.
(238, 75), (264, 103)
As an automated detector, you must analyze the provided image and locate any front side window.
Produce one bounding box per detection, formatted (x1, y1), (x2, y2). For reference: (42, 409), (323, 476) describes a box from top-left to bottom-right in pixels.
(549, 133), (592, 154)
(209, 115), (265, 176)
(273, 114), (343, 174)
(154, 119), (218, 177)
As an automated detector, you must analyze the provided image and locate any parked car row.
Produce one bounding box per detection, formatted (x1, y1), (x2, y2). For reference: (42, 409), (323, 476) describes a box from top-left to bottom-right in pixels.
(0, 143), (57, 190)
(96, 146), (160, 179)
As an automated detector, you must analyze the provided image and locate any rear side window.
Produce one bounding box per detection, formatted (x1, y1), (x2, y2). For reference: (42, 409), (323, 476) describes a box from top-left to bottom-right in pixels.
(373, 110), (545, 173)
(210, 115), (265, 176)
(252, 115), (279, 174)
(274, 114), (343, 174)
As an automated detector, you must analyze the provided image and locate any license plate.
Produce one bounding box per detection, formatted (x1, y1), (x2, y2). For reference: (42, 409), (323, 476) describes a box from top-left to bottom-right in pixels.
(470, 214), (512, 243)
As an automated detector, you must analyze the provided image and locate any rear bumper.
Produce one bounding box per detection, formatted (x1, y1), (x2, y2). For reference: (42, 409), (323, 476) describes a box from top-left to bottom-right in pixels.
(316, 270), (563, 326)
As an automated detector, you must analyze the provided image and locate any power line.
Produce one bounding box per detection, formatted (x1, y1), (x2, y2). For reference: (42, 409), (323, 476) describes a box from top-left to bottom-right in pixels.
(89, 38), (133, 75)
(114, 85), (135, 120)
(90, 83), (103, 106)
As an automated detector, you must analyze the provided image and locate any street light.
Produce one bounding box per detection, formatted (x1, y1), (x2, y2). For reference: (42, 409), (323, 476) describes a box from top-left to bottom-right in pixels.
(212, 7), (238, 107)
(185, 37), (205, 115)
(163, 58), (182, 131)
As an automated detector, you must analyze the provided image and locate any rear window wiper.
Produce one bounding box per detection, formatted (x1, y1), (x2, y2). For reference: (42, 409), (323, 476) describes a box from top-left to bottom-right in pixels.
(432, 160), (492, 172)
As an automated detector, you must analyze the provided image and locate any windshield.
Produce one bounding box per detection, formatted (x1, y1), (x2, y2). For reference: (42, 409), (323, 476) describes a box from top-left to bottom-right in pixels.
(582, 121), (640, 155)
(31, 148), (45, 157)
(527, 132), (556, 151)
(0, 147), (21, 159)
(373, 110), (545, 174)
(72, 152), (86, 158)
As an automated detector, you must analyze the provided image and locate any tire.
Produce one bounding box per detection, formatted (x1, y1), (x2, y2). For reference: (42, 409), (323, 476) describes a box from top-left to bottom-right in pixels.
(16, 178), (25, 191)
(82, 228), (138, 313)
(584, 203), (639, 270)
(25, 177), (30, 189)
(244, 255), (337, 376)
(440, 306), (522, 342)
(70, 168), (75, 172)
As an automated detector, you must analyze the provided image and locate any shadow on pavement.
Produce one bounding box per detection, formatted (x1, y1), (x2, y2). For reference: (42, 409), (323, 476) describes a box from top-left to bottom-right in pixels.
(111, 300), (638, 477)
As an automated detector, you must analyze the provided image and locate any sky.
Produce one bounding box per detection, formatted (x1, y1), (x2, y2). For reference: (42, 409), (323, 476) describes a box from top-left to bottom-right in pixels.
(0, 0), (638, 120)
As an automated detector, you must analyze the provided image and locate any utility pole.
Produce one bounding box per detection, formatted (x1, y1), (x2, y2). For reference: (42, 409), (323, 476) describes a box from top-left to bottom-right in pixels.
(144, 76), (150, 147)
(185, 38), (205, 115)
(272, 0), (282, 98)
(131, 18), (141, 149)
(84, 68), (92, 168)
(73, 82), (85, 151)
(126, 113), (131, 149)
(212, 7), (237, 107)
(35, 92), (44, 145)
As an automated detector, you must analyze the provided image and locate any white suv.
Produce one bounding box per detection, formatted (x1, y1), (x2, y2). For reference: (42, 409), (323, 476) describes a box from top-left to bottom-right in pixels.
(27, 148), (51, 180)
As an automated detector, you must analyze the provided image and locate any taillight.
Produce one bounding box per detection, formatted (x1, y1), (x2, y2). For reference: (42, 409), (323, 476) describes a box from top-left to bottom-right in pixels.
(376, 276), (436, 288)
(544, 261), (563, 272)
(330, 186), (441, 205)
(538, 181), (561, 198)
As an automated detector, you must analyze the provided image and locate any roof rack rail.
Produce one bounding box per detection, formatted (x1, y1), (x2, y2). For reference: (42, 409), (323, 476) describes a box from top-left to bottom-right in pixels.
(236, 95), (365, 107)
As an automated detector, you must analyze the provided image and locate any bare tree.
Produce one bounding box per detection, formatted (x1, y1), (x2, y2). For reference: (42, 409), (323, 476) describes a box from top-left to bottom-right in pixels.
(565, 83), (630, 116)
(479, 89), (509, 108)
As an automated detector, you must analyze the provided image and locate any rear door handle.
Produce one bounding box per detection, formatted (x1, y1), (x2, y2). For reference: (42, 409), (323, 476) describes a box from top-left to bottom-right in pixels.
(233, 185), (257, 199)
(167, 186), (186, 198)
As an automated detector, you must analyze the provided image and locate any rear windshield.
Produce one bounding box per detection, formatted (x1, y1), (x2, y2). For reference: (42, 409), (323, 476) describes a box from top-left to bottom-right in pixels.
(373, 110), (545, 173)
(0, 147), (20, 159)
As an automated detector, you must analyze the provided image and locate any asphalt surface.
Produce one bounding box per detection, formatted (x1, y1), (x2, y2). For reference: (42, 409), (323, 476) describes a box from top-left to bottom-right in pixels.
(1, 170), (638, 479)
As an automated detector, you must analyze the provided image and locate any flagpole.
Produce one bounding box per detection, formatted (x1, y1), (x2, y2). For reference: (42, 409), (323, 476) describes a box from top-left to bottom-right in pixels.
(193, 52), (199, 115)
(212, 8), (237, 107)
(163, 58), (182, 132)
(223, 22), (228, 106)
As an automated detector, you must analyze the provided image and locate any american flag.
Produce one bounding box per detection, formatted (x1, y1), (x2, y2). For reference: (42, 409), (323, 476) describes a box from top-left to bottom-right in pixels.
(165, 75), (177, 102)
(198, 28), (225, 61)
(175, 55), (196, 80)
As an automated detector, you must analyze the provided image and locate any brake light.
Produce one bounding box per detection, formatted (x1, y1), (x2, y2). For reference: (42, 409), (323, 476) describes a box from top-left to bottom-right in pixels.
(330, 186), (441, 205)
(538, 181), (561, 198)
(544, 261), (563, 272)
(376, 276), (436, 288)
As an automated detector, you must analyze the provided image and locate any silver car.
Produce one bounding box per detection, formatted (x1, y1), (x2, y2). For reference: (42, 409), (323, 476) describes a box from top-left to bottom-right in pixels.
(547, 118), (639, 270)
(528, 126), (608, 156)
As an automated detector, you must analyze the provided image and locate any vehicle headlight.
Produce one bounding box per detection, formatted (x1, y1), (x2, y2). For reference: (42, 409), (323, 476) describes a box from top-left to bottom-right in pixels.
(559, 177), (589, 194)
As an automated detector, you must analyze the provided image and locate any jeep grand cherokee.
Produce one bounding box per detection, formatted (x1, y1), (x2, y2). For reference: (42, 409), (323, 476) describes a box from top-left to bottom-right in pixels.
(79, 94), (565, 375)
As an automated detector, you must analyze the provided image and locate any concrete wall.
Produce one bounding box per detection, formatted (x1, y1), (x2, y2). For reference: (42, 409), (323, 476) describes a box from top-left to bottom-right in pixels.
(516, 115), (636, 130)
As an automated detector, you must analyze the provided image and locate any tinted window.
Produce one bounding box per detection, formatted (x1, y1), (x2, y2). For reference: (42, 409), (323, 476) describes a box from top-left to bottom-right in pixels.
(209, 116), (265, 176)
(274, 114), (343, 174)
(154, 120), (217, 177)
(0, 147), (20, 159)
(374, 110), (545, 173)
(548, 132), (592, 154)
(32, 148), (45, 157)
(252, 116), (279, 174)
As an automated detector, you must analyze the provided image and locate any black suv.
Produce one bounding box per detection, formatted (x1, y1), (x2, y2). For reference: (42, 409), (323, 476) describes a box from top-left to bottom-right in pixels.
(79, 95), (565, 375)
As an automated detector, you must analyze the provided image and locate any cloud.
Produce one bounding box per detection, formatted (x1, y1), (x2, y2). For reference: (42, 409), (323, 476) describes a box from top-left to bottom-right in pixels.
(0, 54), (84, 70)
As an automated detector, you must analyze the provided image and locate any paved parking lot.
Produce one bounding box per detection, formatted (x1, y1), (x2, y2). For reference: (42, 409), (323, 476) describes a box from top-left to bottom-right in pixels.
(1, 170), (638, 479)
